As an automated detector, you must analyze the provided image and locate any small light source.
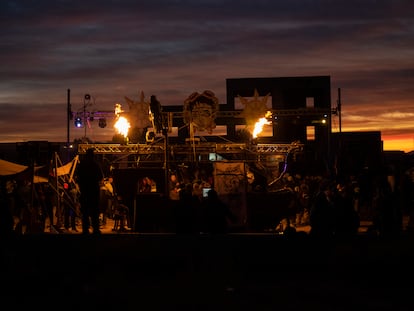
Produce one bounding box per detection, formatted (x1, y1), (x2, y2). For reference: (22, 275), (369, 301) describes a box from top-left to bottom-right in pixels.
(98, 118), (107, 128)
(74, 117), (83, 128)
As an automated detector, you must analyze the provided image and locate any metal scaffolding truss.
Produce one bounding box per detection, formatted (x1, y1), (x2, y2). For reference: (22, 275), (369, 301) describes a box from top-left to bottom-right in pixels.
(167, 108), (331, 119)
(72, 110), (115, 120)
(73, 107), (332, 121)
(254, 143), (303, 153)
(78, 143), (165, 155)
(78, 142), (303, 156)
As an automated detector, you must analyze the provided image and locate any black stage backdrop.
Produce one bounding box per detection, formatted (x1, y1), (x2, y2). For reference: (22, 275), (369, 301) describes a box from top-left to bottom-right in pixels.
(112, 168), (171, 232)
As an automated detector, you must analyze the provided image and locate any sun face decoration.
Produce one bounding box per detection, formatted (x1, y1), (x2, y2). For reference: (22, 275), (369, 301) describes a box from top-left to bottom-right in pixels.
(183, 90), (219, 134)
(238, 89), (271, 132)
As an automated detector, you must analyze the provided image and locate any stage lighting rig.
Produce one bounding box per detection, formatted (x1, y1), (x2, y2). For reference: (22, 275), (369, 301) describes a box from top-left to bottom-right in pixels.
(98, 118), (107, 128)
(74, 116), (83, 128)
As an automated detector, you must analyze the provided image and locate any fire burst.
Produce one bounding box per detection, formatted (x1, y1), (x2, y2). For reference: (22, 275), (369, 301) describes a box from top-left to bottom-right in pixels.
(114, 103), (130, 138)
(114, 116), (130, 138)
(253, 111), (272, 138)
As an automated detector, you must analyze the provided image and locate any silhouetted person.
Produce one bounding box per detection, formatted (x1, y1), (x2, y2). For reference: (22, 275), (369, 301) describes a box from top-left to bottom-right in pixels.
(138, 177), (152, 193)
(100, 175), (116, 227)
(372, 167), (403, 238)
(333, 182), (360, 241)
(112, 195), (131, 231)
(40, 183), (55, 232)
(309, 179), (335, 241)
(175, 183), (198, 234)
(76, 148), (104, 235)
(276, 217), (298, 238)
(0, 179), (14, 237)
(14, 179), (31, 234)
(63, 183), (78, 232)
(203, 189), (236, 234)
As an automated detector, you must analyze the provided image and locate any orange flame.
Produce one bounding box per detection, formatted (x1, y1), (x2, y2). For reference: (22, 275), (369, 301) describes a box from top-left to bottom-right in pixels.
(114, 103), (130, 138)
(252, 111), (272, 138)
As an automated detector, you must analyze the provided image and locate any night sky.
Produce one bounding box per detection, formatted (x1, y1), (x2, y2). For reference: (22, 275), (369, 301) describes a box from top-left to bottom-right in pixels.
(1, 0), (413, 151)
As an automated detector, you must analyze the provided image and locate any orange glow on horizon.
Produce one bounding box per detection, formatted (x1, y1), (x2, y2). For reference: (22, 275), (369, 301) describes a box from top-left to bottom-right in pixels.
(382, 134), (414, 152)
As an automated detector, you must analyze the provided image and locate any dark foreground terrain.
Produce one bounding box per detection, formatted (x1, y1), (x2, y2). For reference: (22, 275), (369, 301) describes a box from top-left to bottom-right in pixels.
(2, 232), (414, 310)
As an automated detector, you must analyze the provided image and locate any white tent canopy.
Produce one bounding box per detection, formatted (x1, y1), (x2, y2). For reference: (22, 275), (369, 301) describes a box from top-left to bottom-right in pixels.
(33, 175), (49, 183)
(0, 159), (28, 176)
(0, 156), (78, 182)
(54, 159), (76, 177)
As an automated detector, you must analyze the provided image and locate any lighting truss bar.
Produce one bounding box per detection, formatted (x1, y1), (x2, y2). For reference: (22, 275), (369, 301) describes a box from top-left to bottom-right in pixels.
(78, 142), (303, 155)
(254, 143), (303, 153)
(72, 110), (115, 119)
(78, 143), (164, 155)
(73, 108), (331, 121)
(166, 108), (331, 119)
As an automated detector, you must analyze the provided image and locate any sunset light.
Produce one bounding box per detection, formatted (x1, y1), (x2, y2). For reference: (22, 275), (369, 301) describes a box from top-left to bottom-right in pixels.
(0, 1), (413, 154)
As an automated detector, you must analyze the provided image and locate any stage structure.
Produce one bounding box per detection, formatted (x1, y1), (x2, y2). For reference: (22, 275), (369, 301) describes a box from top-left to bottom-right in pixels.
(77, 141), (304, 183)
(73, 79), (333, 231)
(75, 88), (307, 180)
(77, 140), (303, 232)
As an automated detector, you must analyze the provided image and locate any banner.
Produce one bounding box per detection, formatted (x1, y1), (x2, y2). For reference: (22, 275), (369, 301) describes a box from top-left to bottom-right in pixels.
(213, 162), (247, 227)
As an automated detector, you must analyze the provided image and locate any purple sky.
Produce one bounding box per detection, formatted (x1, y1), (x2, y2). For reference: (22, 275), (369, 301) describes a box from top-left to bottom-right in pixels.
(1, 0), (413, 151)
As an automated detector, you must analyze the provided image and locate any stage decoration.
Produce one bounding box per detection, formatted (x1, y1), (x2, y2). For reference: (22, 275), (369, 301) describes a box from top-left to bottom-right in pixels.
(238, 89), (271, 135)
(183, 90), (219, 134)
(214, 162), (247, 227)
(123, 91), (152, 129)
(114, 91), (152, 143)
(149, 95), (164, 133)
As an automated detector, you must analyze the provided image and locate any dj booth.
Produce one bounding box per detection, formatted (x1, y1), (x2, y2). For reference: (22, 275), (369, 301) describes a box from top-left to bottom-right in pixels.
(112, 168), (295, 233)
(112, 168), (175, 232)
(133, 193), (175, 232)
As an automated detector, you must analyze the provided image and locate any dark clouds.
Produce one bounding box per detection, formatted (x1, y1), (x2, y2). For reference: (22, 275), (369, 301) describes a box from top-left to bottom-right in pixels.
(1, 0), (413, 150)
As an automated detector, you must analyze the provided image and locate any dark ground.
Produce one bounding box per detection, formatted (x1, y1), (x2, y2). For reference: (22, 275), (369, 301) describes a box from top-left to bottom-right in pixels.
(2, 231), (414, 310)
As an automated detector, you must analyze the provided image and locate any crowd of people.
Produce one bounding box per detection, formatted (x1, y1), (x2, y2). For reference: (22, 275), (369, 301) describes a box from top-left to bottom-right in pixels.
(171, 179), (237, 234)
(272, 167), (412, 240)
(0, 149), (131, 235)
(1, 148), (414, 240)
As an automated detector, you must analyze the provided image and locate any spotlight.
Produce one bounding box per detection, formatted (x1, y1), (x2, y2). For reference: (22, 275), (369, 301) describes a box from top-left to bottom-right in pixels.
(98, 118), (107, 128)
(74, 117), (83, 128)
